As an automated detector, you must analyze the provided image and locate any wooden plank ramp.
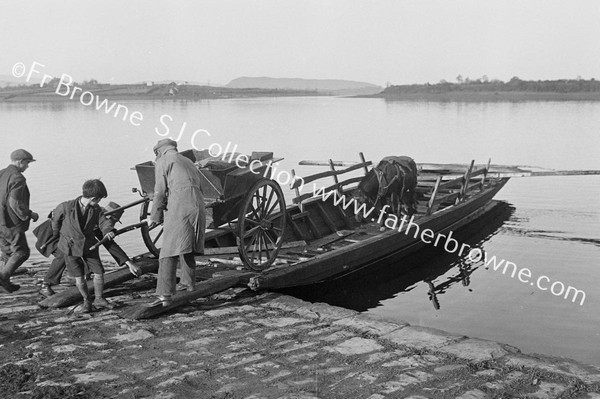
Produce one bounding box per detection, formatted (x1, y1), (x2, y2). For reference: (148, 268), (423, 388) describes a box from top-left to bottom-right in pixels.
(122, 271), (255, 320)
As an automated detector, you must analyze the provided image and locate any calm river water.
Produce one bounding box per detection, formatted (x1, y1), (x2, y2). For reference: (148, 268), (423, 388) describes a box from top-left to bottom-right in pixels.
(1, 97), (599, 365)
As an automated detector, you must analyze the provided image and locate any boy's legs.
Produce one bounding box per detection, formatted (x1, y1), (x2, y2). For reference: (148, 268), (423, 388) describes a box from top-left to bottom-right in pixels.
(44, 254), (66, 286)
(85, 256), (109, 308)
(40, 250), (66, 296)
(66, 256), (92, 312)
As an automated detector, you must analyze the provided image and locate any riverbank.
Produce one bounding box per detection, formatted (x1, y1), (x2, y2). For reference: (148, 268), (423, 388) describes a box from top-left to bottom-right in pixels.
(0, 84), (323, 103)
(362, 91), (600, 102)
(1, 260), (599, 398)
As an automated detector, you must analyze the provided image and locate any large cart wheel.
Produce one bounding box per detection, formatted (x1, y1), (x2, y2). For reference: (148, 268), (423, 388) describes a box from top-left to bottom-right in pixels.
(140, 198), (163, 257)
(238, 179), (286, 271)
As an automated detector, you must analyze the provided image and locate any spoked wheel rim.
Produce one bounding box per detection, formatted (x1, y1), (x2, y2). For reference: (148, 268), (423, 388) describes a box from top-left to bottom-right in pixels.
(238, 179), (286, 271)
(140, 198), (163, 258)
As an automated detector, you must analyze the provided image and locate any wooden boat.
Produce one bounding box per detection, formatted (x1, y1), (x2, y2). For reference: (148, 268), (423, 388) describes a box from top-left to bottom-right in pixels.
(128, 154), (515, 318)
(244, 156), (509, 290)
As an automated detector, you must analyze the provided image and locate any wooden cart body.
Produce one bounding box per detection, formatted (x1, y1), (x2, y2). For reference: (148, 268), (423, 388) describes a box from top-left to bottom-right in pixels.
(133, 149), (288, 271)
(134, 149), (281, 227)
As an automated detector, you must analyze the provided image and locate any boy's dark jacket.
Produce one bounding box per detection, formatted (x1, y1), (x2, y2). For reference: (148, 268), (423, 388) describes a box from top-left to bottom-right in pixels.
(33, 216), (130, 265)
(51, 197), (113, 257)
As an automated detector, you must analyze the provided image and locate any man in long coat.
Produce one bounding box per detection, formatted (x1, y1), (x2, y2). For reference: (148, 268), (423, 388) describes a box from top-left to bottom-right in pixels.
(149, 139), (205, 305)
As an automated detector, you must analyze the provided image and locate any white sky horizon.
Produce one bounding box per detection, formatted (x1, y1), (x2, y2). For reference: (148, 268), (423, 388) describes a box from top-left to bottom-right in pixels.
(2, 0), (599, 87)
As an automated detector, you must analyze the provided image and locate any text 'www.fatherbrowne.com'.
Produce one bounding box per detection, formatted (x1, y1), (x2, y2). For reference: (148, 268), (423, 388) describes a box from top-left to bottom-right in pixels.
(310, 184), (586, 306)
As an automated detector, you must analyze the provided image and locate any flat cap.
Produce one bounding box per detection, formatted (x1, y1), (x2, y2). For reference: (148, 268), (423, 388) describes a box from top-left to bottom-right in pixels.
(10, 149), (36, 162)
(103, 201), (124, 223)
(153, 139), (178, 153)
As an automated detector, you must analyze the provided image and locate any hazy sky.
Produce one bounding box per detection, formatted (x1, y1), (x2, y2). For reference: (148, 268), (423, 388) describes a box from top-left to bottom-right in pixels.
(2, 0), (599, 86)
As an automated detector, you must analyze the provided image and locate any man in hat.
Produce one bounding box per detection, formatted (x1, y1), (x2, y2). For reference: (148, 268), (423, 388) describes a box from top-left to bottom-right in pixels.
(146, 139), (205, 306)
(35, 201), (142, 298)
(0, 149), (39, 293)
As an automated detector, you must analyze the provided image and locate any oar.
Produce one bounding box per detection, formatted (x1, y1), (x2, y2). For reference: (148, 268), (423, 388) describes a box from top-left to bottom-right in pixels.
(89, 222), (147, 251)
(301, 160), (600, 178)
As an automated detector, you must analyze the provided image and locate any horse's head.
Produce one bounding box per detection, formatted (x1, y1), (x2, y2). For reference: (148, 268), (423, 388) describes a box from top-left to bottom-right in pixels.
(352, 188), (372, 222)
(353, 170), (380, 222)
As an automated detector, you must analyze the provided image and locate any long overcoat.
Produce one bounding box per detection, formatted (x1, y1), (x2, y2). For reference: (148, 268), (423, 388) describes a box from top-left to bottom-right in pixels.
(150, 147), (205, 259)
(0, 164), (32, 233)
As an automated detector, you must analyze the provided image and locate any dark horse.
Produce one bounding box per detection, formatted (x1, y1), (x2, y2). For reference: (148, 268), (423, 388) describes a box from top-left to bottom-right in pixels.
(353, 156), (418, 223)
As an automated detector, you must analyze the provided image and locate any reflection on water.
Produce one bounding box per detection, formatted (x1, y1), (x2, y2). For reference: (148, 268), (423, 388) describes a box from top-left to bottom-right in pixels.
(281, 201), (514, 312)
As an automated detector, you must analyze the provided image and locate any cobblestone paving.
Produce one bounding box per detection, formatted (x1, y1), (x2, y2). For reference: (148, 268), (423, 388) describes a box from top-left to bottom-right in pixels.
(1, 269), (599, 398)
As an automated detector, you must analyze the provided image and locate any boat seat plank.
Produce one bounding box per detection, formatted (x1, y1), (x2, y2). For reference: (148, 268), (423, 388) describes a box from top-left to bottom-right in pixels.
(292, 176), (361, 205)
(438, 176), (465, 191)
(316, 203), (341, 232)
(433, 192), (460, 205)
(291, 211), (310, 220)
(468, 167), (488, 178)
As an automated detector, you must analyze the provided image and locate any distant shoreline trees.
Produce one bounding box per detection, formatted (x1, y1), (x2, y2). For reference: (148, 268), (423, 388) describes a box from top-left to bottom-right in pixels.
(382, 76), (600, 95)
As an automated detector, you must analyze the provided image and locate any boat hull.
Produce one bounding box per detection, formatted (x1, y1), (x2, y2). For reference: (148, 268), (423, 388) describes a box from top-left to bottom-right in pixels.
(252, 178), (509, 289)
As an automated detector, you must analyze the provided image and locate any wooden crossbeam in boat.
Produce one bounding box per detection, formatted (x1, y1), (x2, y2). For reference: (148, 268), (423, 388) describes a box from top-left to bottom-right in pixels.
(316, 203), (341, 232)
(459, 160), (475, 201)
(293, 210), (321, 237)
(291, 161), (372, 189)
(468, 167), (488, 178)
(292, 176), (363, 204)
(434, 192), (460, 207)
(426, 175), (442, 216)
(291, 211), (310, 221)
(288, 215), (308, 241)
(465, 181), (483, 193)
(438, 175), (465, 191)
(480, 158), (491, 189)
(291, 169), (303, 211)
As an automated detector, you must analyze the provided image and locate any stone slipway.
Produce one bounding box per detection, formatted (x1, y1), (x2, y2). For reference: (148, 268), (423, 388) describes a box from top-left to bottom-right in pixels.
(1, 268), (599, 398)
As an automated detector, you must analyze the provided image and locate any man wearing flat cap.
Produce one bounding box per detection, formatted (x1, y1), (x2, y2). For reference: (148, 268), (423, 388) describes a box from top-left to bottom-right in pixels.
(0, 149), (39, 293)
(147, 139), (205, 306)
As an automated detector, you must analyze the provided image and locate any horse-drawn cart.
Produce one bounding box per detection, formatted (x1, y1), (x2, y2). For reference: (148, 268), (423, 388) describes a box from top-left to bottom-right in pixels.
(128, 149), (287, 271)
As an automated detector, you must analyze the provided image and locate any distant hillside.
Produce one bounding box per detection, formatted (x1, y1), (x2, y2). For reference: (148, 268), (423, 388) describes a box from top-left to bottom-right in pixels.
(226, 77), (382, 96)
